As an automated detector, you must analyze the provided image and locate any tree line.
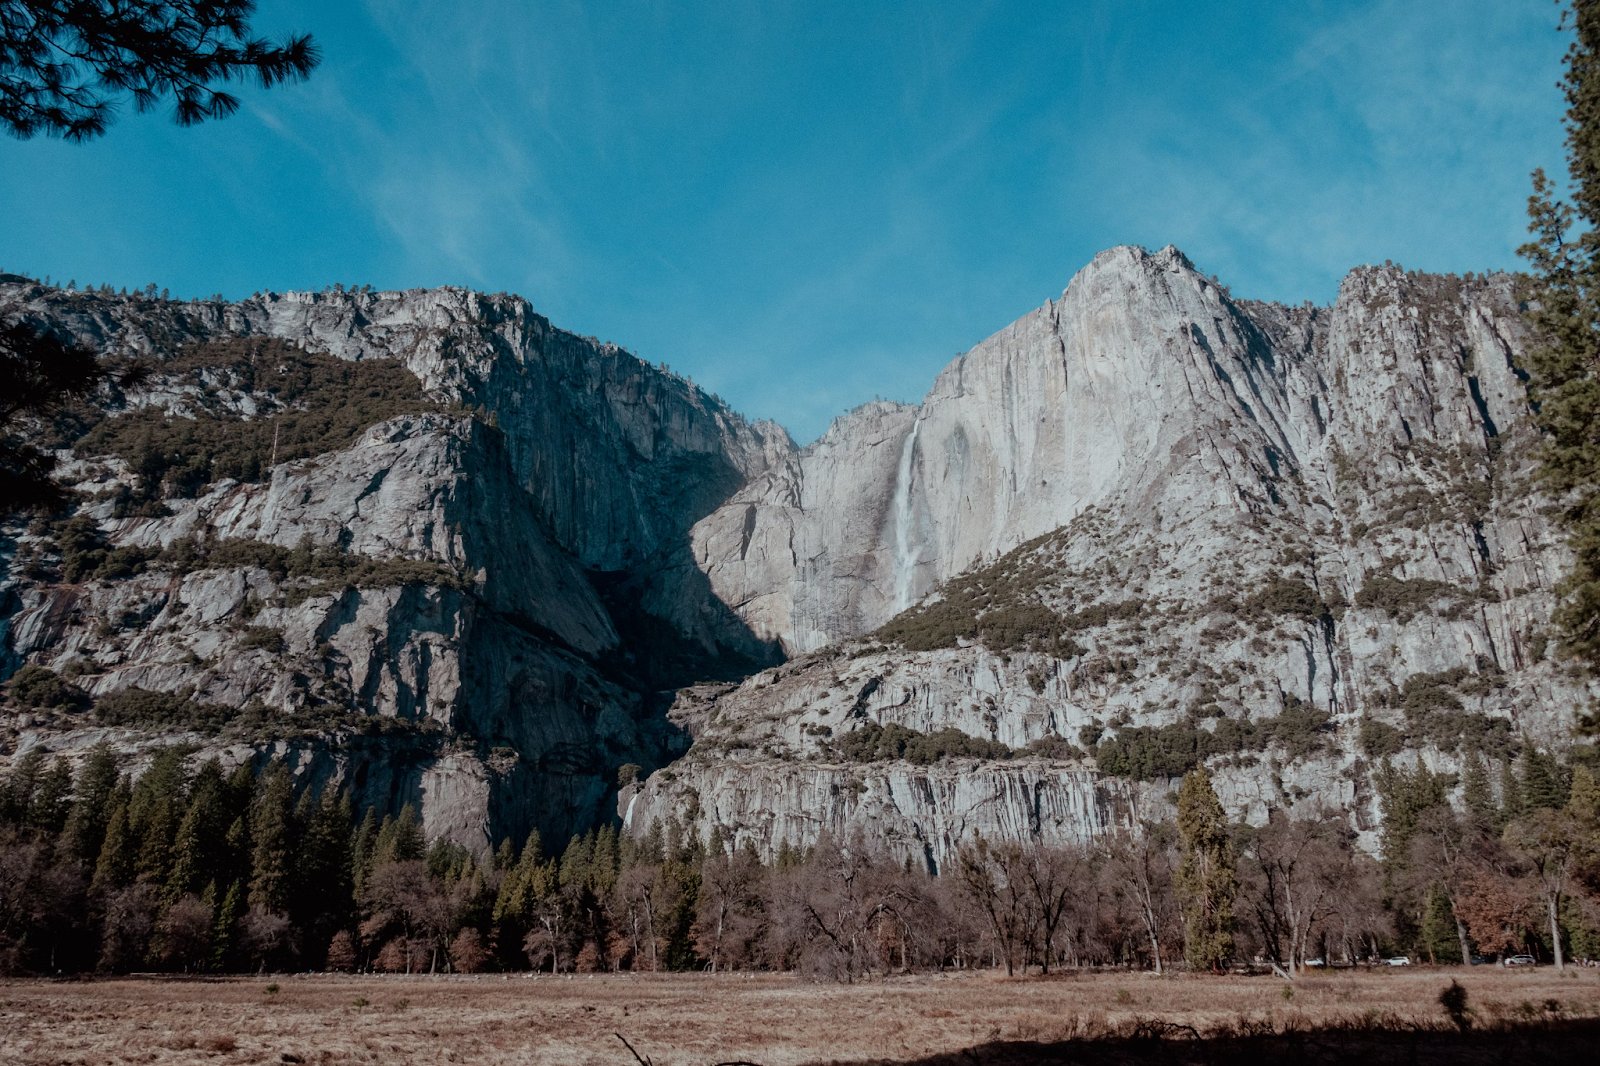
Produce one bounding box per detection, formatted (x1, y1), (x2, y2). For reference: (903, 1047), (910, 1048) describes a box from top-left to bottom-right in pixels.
(3, 742), (1599, 978)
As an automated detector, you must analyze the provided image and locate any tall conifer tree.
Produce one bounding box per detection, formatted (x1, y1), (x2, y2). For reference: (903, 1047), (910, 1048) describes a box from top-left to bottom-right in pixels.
(1522, 747), (1568, 812)
(1462, 750), (1498, 823)
(168, 760), (228, 901)
(61, 743), (119, 865)
(247, 761), (294, 914)
(91, 780), (134, 893)
(1521, 0), (1600, 679)
(1175, 768), (1236, 972)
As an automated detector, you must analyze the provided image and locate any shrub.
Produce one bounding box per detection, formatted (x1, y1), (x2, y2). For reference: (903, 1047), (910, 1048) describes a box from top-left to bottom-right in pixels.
(93, 686), (238, 731)
(156, 534), (469, 598)
(238, 627), (285, 654)
(870, 524), (1126, 657)
(829, 721), (1014, 764)
(5, 665), (84, 710)
(1241, 575), (1335, 623)
(1370, 667), (1521, 760)
(1360, 716), (1405, 759)
(1094, 701), (1335, 781)
(1355, 575), (1457, 622)
(1262, 696), (1337, 761)
(1025, 735), (1081, 759)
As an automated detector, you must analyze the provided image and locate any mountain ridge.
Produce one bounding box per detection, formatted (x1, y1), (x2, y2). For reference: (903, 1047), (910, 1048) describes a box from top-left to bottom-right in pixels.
(0, 246), (1587, 862)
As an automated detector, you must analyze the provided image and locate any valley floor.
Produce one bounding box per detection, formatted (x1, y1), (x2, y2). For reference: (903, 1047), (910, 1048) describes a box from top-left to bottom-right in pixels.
(3, 968), (1599, 1066)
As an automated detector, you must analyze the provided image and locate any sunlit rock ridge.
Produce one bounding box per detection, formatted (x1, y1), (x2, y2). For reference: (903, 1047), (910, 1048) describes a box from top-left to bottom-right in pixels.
(0, 246), (1586, 864)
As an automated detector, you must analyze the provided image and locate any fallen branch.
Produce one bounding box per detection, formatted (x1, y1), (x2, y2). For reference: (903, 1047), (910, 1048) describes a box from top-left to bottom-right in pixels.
(615, 1033), (652, 1066)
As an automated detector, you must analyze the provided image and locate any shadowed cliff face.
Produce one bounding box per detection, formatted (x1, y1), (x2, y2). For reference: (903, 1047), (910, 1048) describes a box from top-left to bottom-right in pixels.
(2, 245), (1591, 861)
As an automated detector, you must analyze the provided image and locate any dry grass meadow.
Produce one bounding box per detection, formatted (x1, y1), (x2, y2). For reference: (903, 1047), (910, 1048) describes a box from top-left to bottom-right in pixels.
(3, 967), (1599, 1066)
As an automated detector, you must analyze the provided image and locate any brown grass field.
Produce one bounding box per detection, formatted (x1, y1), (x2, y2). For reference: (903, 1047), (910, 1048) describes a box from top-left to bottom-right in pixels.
(3, 967), (1599, 1066)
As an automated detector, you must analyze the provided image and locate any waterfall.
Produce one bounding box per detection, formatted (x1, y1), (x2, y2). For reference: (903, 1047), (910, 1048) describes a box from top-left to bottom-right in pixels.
(892, 417), (922, 613)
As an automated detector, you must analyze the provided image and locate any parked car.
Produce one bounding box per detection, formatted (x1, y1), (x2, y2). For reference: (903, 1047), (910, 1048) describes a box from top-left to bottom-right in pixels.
(1304, 958), (1326, 968)
(1503, 954), (1537, 967)
(1385, 956), (1412, 966)
(1470, 955), (1489, 966)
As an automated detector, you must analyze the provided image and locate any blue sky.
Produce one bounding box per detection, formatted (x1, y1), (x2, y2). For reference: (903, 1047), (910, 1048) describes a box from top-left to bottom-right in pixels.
(0, 0), (1572, 444)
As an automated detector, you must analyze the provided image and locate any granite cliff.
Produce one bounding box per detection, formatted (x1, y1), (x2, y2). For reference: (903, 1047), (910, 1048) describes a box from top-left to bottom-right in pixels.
(1, 247), (1588, 864)
(0, 278), (787, 851)
(633, 246), (1587, 865)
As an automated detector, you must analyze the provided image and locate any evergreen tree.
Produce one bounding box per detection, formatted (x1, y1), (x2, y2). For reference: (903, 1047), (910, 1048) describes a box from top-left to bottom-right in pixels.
(224, 762), (255, 819)
(223, 815), (249, 890)
(128, 748), (188, 887)
(1462, 750), (1498, 823)
(594, 824), (620, 889)
(27, 755), (73, 835)
(493, 836), (516, 872)
(1175, 767), (1236, 972)
(1500, 759), (1526, 826)
(559, 833), (594, 888)
(1422, 883), (1465, 964)
(1, 748), (45, 824)
(1569, 764), (1600, 824)
(61, 743), (119, 864)
(291, 787), (353, 957)
(1522, 747), (1568, 812)
(168, 760), (229, 902)
(247, 760), (295, 914)
(774, 838), (801, 871)
(91, 779), (135, 893)
(210, 880), (243, 971)
(492, 829), (546, 929)
(426, 837), (469, 882)
(1375, 761), (1449, 874)
(0, 0), (320, 142)
(370, 803), (423, 868)
(351, 807), (379, 897)
(1520, 0), (1600, 678)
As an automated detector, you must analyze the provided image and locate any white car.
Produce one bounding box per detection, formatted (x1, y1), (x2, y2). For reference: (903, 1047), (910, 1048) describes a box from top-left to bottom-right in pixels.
(1503, 954), (1537, 967)
(1385, 956), (1412, 966)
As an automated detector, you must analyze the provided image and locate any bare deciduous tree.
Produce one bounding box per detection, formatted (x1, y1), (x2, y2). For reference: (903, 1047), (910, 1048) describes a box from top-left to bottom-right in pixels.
(955, 837), (1038, 976)
(1504, 808), (1583, 969)
(1103, 826), (1177, 973)
(152, 893), (212, 972)
(693, 845), (765, 972)
(1239, 811), (1349, 976)
(768, 832), (917, 982)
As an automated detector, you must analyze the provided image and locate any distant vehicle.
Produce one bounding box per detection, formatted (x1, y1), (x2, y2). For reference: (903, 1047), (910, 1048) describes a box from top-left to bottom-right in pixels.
(1470, 956), (1489, 966)
(1385, 956), (1412, 966)
(1503, 954), (1537, 967)
(1304, 958), (1326, 968)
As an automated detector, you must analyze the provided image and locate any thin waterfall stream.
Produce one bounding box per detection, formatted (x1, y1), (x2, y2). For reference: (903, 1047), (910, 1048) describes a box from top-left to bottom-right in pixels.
(892, 416), (922, 613)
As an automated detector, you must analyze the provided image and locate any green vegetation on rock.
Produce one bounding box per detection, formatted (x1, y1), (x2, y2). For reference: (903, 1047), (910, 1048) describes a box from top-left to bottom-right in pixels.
(1092, 698), (1334, 781)
(827, 721), (1017, 764)
(72, 338), (437, 509)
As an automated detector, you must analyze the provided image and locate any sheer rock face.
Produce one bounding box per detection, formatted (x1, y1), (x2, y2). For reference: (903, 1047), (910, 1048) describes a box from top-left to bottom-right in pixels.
(633, 247), (1591, 865)
(693, 246), (1545, 652)
(2, 247), (1592, 863)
